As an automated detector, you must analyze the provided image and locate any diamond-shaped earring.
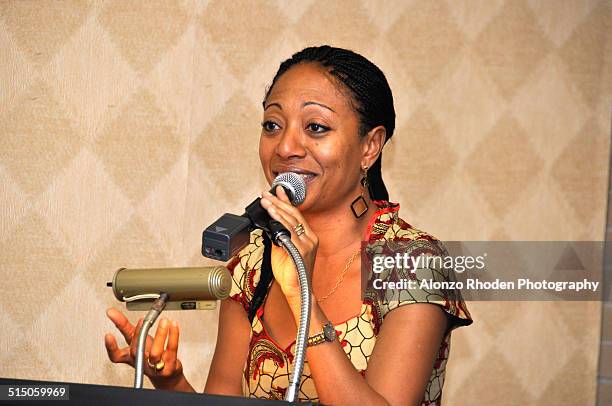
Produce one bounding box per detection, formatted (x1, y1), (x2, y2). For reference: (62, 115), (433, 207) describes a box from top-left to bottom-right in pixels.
(351, 166), (369, 219)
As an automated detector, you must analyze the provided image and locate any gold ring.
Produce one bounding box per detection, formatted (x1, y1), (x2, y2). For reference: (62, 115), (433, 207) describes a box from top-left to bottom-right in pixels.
(147, 358), (155, 369)
(293, 223), (305, 236)
(147, 358), (165, 371)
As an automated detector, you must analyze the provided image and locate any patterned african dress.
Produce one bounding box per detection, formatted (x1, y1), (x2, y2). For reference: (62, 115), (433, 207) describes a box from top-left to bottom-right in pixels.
(226, 201), (472, 404)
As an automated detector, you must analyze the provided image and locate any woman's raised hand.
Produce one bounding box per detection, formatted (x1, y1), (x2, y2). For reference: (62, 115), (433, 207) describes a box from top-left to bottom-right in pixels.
(104, 307), (184, 389)
(260, 186), (319, 301)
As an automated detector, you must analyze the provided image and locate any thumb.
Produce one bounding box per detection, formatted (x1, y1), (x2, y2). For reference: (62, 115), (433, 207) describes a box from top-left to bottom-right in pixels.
(105, 333), (127, 364)
(104, 333), (115, 349)
(275, 185), (290, 202)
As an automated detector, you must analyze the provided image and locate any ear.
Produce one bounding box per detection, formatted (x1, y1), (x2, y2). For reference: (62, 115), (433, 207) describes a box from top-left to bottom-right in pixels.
(361, 125), (386, 168)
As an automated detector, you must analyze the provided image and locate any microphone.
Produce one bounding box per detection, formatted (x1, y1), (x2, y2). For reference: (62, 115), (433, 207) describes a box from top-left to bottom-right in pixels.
(202, 172), (306, 261)
(107, 266), (232, 311)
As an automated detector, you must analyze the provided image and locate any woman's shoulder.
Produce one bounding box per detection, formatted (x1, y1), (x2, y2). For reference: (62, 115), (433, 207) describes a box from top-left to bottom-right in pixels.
(365, 202), (473, 330)
(226, 229), (266, 312)
(368, 201), (447, 252)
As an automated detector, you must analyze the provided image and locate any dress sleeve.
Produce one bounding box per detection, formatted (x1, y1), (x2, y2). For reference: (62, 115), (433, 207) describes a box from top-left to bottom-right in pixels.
(372, 237), (472, 331)
(226, 230), (265, 313)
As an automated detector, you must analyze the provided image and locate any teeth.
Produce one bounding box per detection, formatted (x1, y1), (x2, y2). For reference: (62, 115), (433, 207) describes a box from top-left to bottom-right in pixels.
(274, 171), (315, 180)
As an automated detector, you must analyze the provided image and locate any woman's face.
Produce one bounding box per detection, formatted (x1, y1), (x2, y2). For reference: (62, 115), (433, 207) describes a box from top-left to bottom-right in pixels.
(259, 63), (365, 213)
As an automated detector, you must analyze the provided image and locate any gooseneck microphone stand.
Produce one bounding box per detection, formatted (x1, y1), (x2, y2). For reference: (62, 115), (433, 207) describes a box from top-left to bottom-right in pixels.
(134, 293), (169, 389)
(274, 233), (311, 403)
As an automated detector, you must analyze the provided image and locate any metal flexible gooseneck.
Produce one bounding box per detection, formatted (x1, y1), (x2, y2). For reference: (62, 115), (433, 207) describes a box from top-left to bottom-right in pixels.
(276, 234), (312, 403)
(134, 293), (169, 389)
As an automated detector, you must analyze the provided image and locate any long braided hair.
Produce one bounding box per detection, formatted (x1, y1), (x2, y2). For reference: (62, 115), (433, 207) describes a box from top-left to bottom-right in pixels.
(248, 45), (396, 322)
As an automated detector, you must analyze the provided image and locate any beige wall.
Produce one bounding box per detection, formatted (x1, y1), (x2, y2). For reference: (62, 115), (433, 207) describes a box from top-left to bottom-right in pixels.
(1, 1), (610, 404)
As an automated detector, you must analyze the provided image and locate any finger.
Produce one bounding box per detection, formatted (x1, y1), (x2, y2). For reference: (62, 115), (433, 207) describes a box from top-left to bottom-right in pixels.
(264, 189), (297, 213)
(106, 308), (135, 345)
(159, 321), (181, 375)
(269, 205), (312, 240)
(149, 318), (169, 363)
(262, 193), (301, 226)
(165, 320), (180, 359)
(262, 192), (316, 247)
(104, 333), (133, 365)
(270, 212), (315, 251)
(275, 185), (291, 203)
(264, 190), (310, 230)
(265, 203), (299, 232)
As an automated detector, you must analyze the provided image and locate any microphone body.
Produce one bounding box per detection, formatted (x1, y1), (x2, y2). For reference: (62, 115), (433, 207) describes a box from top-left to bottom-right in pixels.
(202, 172), (306, 261)
(108, 266), (231, 311)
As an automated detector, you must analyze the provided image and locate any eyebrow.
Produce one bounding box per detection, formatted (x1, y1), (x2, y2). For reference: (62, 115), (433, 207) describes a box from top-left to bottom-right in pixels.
(263, 101), (336, 114)
(304, 101), (336, 114)
(264, 102), (282, 111)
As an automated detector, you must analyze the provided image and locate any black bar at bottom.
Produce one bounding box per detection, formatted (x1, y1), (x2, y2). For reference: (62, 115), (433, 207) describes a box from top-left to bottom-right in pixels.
(0, 378), (316, 405)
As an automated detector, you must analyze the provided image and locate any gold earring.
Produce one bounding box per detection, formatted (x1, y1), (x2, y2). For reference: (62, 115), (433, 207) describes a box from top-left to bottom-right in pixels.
(360, 165), (369, 188)
(351, 166), (369, 219)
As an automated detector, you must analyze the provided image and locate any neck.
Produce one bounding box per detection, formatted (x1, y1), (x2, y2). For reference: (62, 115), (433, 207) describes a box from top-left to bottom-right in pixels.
(302, 194), (377, 258)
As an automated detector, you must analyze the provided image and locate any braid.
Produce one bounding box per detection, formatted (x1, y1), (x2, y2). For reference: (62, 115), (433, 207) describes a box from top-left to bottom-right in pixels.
(248, 232), (274, 323)
(263, 45), (395, 201)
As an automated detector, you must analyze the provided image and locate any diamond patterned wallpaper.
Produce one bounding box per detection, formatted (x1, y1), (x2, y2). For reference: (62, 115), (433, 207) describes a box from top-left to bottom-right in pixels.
(0, 1), (610, 404)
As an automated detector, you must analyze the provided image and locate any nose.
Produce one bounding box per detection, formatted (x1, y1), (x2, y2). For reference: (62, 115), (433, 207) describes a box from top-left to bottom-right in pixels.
(275, 123), (306, 159)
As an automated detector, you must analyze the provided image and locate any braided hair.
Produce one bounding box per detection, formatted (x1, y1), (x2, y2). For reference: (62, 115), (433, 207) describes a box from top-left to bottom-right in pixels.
(263, 45), (396, 201)
(248, 46), (396, 323)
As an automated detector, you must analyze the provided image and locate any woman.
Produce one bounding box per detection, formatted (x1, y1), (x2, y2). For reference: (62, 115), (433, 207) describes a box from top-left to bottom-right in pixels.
(105, 45), (472, 405)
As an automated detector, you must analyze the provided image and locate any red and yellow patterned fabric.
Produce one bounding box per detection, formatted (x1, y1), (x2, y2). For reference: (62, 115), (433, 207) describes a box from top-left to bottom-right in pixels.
(226, 201), (472, 404)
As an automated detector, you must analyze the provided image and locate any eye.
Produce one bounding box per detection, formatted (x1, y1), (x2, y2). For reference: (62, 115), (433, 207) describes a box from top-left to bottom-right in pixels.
(261, 120), (280, 132)
(306, 122), (330, 134)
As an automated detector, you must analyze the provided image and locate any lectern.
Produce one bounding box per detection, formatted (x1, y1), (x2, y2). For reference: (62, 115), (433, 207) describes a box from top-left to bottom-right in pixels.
(0, 378), (316, 405)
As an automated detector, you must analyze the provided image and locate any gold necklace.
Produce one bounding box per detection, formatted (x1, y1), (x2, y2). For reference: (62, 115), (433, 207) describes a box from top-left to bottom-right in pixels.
(316, 248), (361, 303)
